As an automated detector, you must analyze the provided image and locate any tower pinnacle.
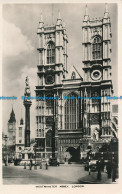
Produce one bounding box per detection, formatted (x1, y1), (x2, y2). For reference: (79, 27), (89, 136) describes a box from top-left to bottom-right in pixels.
(40, 11), (43, 22)
(58, 10), (61, 20)
(85, 4), (88, 16)
(39, 11), (44, 28)
(104, 3), (109, 18)
(105, 3), (108, 13)
(8, 107), (16, 123)
(56, 10), (62, 25)
(83, 4), (89, 22)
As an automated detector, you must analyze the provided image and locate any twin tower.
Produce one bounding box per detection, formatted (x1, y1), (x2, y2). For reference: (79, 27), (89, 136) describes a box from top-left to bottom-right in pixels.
(25, 5), (114, 160)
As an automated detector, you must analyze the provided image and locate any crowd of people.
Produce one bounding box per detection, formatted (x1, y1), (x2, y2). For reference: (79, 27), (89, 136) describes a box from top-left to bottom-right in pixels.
(96, 159), (118, 182)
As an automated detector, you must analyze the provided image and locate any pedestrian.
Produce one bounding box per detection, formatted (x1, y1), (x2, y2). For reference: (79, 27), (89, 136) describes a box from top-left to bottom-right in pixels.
(106, 161), (112, 178)
(30, 159), (32, 170)
(30, 159), (32, 166)
(112, 160), (117, 182)
(97, 160), (102, 180)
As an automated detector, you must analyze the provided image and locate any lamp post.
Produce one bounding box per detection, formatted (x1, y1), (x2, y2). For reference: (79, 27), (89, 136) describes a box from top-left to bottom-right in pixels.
(33, 140), (38, 167)
(87, 143), (92, 175)
(80, 139), (83, 160)
(4, 135), (8, 166)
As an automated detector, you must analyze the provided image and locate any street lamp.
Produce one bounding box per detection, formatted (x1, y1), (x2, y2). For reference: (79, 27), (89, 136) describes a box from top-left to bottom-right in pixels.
(87, 143), (92, 175)
(33, 140), (38, 165)
(4, 135), (8, 166)
(79, 139), (83, 160)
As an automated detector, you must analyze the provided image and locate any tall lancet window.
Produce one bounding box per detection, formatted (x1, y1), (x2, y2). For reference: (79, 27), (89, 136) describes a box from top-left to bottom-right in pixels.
(92, 36), (102, 59)
(64, 93), (79, 130)
(47, 42), (55, 64)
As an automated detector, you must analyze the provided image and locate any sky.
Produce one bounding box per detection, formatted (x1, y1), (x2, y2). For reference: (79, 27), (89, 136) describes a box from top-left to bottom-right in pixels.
(2, 3), (118, 138)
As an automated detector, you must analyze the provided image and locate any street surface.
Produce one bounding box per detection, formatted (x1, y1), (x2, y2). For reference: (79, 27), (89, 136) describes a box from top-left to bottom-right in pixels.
(2, 163), (118, 184)
(3, 163), (86, 184)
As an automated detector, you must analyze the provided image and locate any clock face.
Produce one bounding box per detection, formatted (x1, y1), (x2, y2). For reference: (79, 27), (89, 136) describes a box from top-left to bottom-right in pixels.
(9, 125), (12, 129)
(91, 70), (101, 81)
(46, 74), (54, 84)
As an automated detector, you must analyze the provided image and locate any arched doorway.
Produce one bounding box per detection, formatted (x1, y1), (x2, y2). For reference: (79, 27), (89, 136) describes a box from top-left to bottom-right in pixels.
(66, 146), (80, 162)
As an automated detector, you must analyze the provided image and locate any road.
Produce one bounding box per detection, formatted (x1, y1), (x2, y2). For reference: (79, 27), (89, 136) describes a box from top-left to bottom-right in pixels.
(2, 163), (86, 184)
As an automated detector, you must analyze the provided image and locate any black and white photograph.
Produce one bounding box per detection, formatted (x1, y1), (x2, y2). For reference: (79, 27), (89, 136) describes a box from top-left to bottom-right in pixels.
(1, 0), (120, 188)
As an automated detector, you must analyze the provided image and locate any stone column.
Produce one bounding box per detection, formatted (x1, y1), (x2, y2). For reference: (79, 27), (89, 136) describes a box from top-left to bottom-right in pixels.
(24, 101), (32, 147)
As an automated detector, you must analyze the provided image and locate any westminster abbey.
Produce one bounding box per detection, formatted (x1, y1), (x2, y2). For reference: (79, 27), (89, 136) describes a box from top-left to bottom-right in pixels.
(35, 5), (117, 161)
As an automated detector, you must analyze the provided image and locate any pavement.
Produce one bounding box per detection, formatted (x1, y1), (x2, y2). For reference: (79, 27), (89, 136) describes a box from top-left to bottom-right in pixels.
(78, 171), (119, 184)
(2, 163), (119, 185)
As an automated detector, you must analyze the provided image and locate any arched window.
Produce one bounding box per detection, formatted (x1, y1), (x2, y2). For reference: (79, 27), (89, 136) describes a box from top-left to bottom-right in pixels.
(71, 72), (76, 79)
(92, 36), (102, 59)
(47, 42), (55, 64)
(64, 93), (79, 130)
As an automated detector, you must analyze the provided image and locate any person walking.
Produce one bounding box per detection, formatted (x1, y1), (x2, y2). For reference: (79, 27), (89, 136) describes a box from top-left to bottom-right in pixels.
(106, 161), (112, 178)
(97, 160), (102, 180)
(112, 160), (117, 182)
(30, 159), (32, 170)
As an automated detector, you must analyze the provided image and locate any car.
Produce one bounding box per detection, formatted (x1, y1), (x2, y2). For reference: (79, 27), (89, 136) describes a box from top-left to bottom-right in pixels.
(49, 158), (60, 166)
(14, 158), (22, 166)
(8, 158), (13, 163)
(84, 160), (98, 172)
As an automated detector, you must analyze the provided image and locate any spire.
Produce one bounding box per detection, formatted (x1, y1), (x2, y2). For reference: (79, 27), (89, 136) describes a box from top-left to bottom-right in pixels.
(104, 3), (109, 18)
(40, 11), (43, 22)
(39, 11), (44, 28)
(20, 108), (24, 125)
(85, 4), (88, 16)
(105, 3), (108, 13)
(58, 10), (61, 20)
(56, 10), (62, 25)
(83, 4), (89, 22)
(8, 107), (16, 123)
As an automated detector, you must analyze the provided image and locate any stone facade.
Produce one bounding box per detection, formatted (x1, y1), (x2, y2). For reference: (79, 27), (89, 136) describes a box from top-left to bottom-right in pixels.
(15, 118), (25, 159)
(35, 6), (117, 161)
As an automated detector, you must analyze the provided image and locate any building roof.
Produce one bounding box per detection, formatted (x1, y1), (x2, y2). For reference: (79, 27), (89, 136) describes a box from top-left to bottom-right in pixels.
(8, 108), (16, 123)
(65, 65), (83, 80)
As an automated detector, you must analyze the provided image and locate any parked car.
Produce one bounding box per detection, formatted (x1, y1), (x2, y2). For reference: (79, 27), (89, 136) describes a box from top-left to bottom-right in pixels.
(14, 158), (22, 166)
(8, 158), (13, 163)
(49, 158), (59, 166)
(84, 160), (98, 172)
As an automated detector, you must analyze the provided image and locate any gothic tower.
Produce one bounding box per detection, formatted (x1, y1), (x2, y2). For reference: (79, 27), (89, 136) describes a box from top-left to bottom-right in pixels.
(23, 76), (32, 147)
(82, 4), (113, 142)
(35, 12), (68, 158)
(8, 107), (16, 145)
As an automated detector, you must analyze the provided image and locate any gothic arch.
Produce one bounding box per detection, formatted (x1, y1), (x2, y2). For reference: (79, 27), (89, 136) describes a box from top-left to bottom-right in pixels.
(45, 41), (55, 64)
(63, 91), (79, 98)
(91, 35), (102, 43)
(64, 92), (79, 130)
(91, 35), (102, 60)
(46, 130), (52, 147)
